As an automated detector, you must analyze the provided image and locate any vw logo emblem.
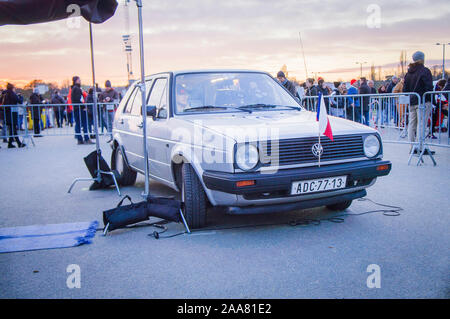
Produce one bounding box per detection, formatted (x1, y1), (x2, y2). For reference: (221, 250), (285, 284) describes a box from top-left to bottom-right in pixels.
(311, 143), (323, 157)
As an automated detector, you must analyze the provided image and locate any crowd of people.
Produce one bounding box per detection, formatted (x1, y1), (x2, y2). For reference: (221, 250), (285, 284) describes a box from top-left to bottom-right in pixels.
(276, 51), (449, 149)
(1, 51), (449, 151)
(0, 76), (121, 149)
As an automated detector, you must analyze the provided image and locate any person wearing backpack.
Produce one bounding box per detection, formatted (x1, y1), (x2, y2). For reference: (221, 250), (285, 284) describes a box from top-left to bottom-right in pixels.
(51, 89), (65, 128)
(2, 83), (25, 148)
(403, 51), (433, 153)
(0, 89), (7, 144)
(29, 88), (43, 137)
(71, 76), (93, 145)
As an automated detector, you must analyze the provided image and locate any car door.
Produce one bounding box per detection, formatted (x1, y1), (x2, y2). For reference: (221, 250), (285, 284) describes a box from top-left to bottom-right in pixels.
(118, 85), (140, 167)
(125, 81), (152, 170)
(145, 77), (173, 183)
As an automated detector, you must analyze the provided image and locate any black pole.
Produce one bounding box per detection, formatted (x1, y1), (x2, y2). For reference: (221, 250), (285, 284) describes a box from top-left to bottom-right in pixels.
(135, 0), (149, 197)
(89, 22), (101, 178)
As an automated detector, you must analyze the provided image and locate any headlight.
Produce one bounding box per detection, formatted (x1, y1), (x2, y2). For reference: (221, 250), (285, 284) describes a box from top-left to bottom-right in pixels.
(235, 143), (259, 171)
(364, 135), (380, 158)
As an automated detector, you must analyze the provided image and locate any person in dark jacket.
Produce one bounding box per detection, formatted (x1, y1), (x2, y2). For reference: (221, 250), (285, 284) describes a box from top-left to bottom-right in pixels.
(317, 77), (331, 113)
(443, 79), (450, 137)
(358, 77), (371, 125)
(1, 83), (25, 148)
(403, 51), (433, 150)
(386, 76), (399, 123)
(16, 93), (24, 131)
(329, 82), (346, 118)
(29, 88), (43, 136)
(430, 80), (447, 139)
(368, 80), (377, 94)
(51, 90), (65, 128)
(71, 76), (93, 145)
(386, 76), (398, 93)
(305, 78), (318, 96)
(86, 88), (95, 137)
(99, 80), (119, 142)
(443, 78), (450, 98)
(276, 71), (297, 97)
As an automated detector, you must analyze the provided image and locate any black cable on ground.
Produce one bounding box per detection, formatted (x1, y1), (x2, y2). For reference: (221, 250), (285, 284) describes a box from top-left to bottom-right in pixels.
(146, 197), (403, 239)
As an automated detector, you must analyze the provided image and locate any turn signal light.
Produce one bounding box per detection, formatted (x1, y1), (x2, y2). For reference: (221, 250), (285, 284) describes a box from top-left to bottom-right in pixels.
(376, 164), (389, 171)
(236, 180), (255, 187)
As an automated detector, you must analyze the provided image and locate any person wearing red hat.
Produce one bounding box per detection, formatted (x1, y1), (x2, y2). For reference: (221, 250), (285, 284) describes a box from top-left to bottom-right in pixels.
(347, 79), (360, 122)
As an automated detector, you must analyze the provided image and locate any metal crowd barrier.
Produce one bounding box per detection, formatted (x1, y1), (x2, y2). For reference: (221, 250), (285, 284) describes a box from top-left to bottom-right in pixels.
(422, 90), (450, 148)
(301, 92), (421, 144)
(301, 92), (441, 165)
(0, 102), (116, 143)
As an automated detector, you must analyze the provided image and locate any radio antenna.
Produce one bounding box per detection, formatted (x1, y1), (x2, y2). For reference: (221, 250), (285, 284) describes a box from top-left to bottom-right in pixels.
(298, 31), (309, 79)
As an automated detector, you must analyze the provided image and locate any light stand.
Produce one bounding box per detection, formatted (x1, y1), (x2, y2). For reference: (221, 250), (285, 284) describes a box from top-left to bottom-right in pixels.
(68, 22), (121, 195)
(407, 103), (437, 166)
(135, 0), (150, 198)
(133, 1), (190, 233)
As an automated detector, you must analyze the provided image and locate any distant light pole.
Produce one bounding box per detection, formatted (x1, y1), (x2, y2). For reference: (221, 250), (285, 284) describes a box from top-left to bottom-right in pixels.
(355, 61), (367, 78)
(436, 42), (450, 79)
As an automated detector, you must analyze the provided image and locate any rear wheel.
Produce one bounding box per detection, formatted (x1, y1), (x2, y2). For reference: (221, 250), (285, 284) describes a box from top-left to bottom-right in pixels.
(326, 200), (352, 211)
(181, 163), (207, 228)
(112, 146), (137, 186)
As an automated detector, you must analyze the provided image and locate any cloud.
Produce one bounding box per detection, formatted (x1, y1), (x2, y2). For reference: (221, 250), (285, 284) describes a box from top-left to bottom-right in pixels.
(0, 0), (448, 86)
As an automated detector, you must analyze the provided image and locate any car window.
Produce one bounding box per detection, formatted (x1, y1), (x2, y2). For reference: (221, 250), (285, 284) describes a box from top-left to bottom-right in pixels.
(128, 81), (152, 116)
(174, 72), (300, 114)
(130, 90), (143, 116)
(123, 87), (138, 114)
(147, 78), (168, 119)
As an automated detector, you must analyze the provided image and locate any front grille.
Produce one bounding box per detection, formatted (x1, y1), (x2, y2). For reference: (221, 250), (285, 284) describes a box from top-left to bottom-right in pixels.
(260, 135), (364, 166)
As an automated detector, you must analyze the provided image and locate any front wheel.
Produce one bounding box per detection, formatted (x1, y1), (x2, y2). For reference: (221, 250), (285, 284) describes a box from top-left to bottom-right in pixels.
(326, 200), (353, 211)
(111, 146), (137, 186)
(181, 163), (207, 228)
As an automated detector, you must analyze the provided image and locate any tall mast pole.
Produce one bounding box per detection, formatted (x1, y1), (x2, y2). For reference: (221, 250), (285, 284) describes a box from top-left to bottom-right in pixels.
(299, 32), (309, 79)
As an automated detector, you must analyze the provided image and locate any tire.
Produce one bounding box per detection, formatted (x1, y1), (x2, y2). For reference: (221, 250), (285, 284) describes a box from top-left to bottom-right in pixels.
(111, 146), (137, 186)
(181, 163), (207, 228)
(326, 200), (353, 211)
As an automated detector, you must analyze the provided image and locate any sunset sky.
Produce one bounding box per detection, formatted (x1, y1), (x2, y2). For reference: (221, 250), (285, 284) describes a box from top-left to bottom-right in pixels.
(1, 0), (449, 88)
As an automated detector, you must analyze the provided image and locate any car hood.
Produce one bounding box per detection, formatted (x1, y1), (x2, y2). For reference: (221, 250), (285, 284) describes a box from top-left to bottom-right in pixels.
(181, 110), (376, 143)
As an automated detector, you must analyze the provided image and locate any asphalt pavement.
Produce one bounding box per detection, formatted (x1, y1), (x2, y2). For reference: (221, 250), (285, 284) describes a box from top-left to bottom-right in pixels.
(0, 135), (449, 298)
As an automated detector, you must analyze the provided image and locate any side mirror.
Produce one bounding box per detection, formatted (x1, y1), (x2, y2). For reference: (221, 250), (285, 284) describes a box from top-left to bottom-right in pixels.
(146, 105), (157, 120)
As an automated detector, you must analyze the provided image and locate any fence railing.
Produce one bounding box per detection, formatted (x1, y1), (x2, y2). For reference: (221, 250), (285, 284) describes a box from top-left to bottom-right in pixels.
(0, 103), (116, 141)
(301, 92), (422, 145)
(1, 92), (448, 164)
(422, 90), (449, 148)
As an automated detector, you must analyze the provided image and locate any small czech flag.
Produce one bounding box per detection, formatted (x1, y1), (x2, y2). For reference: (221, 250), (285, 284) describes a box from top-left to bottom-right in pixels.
(316, 92), (333, 141)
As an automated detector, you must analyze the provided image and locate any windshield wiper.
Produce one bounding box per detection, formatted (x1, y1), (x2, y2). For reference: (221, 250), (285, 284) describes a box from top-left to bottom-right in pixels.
(183, 105), (252, 113)
(239, 104), (301, 111)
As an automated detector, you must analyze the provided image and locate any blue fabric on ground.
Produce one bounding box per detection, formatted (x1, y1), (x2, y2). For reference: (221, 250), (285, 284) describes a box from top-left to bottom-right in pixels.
(0, 221), (98, 253)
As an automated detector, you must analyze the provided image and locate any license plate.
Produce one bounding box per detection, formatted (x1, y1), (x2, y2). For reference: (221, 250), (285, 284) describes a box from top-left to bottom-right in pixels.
(290, 176), (347, 195)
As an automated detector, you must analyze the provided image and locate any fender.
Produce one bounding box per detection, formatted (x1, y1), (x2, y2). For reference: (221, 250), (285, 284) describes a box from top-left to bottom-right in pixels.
(170, 143), (219, 206)
(112, 133), (131, 168)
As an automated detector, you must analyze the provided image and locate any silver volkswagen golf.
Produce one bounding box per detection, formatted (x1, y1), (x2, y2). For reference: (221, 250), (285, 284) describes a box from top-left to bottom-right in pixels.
(111, 70), (391, 228)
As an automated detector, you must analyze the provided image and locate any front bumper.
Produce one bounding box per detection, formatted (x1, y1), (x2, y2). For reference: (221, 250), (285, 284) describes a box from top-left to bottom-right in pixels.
(202, 159), (391, 203)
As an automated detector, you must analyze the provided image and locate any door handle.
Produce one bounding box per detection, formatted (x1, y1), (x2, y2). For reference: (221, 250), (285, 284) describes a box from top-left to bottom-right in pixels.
(119, 119), (124, 124)
(137, 122), (143, 128)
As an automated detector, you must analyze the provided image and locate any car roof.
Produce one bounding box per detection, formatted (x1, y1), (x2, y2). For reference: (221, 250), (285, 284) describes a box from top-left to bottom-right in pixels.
(144, 69), (271, 80)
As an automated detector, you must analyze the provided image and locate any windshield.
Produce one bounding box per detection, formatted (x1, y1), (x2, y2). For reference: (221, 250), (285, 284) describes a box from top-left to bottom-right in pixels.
(174, 72), (301, 114)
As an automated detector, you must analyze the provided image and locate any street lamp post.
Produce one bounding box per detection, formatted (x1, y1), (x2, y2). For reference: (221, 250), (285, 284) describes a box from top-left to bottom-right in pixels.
(436, 42), (450, 79)
(355, 61), (367, 78)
